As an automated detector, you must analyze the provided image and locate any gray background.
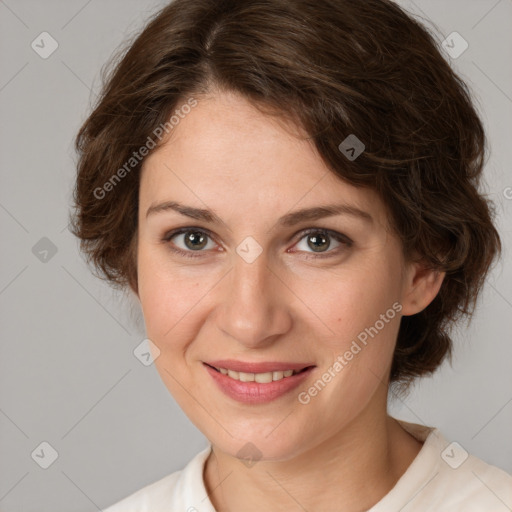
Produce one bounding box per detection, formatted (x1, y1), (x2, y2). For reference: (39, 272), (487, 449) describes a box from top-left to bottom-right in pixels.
(0, 1), (511, 511)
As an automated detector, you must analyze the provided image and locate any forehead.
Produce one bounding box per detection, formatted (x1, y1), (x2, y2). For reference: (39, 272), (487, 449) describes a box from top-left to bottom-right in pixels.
(139, 91), (387, 226)
(147, 91), (312, 176)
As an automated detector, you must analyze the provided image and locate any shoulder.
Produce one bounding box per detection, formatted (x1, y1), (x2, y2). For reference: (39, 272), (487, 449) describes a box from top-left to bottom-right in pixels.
(102, 471), (182, 512)
(376, 420), (512, 511)
(435, 450), (512, 510)
(102, 445), (213, 512)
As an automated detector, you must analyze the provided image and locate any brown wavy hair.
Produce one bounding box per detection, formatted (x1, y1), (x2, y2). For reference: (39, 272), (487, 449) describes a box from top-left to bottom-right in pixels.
(69, 0), (501, 393)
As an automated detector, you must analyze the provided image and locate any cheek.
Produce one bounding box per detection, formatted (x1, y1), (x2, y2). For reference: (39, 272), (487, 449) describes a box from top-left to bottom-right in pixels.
(136, 253), (208, 401)
(137, 246), (192, 340)
(293, 261), (403, 344)
(292, 259), (403, 397)
(305, 277), (401, 415)
(139, 272), (204, 344)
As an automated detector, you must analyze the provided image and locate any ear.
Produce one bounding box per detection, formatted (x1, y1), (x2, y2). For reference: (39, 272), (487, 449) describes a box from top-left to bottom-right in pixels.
(400, 259), (445, 316)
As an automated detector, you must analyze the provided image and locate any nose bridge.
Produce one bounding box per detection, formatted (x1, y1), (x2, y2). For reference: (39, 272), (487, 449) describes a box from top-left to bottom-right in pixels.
(216, 244), (291, 347)
(232, 247), (270, 304)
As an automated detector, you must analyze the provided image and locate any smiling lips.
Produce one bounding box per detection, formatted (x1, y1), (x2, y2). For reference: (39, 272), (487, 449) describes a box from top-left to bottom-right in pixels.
(204, 359), (315, 403)
(205, 359), (314, 381)
(205, 359), (315, 373)
(210, 365), (301, 383)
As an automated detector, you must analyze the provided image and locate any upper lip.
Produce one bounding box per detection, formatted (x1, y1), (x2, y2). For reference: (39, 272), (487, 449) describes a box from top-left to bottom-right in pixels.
(204, 360), (315, 373)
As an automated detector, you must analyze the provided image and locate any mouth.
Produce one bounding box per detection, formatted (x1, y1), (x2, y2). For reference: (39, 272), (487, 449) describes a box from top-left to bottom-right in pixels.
(204, 363), (313, 383)
(203, 361), (316, 404)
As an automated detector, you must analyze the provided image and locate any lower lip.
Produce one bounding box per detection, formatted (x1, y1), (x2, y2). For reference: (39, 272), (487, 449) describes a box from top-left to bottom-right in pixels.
(204, 364), (315, 404)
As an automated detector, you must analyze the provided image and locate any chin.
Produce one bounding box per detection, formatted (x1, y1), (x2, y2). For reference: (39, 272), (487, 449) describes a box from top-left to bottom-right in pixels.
(207, 421), (310, 463)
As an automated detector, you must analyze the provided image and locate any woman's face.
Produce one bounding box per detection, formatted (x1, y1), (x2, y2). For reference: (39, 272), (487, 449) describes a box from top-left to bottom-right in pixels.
(136, 91), (429, 461)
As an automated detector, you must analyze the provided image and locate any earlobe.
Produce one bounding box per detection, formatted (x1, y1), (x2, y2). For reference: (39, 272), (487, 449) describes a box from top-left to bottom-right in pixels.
(400, 261), (445, 316)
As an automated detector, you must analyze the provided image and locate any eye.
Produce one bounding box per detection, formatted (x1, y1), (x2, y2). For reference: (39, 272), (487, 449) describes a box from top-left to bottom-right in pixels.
(161, 227), (352, 259)
(291, 229), (352, 259)
(162, 228), (218, 258)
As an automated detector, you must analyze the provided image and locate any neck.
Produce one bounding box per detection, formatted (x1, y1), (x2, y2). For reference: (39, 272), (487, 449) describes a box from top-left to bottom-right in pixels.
(203, 387), (423, 512)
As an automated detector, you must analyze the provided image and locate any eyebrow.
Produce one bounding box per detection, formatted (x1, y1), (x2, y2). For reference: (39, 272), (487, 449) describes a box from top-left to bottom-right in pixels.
(145, 200), (373, 227)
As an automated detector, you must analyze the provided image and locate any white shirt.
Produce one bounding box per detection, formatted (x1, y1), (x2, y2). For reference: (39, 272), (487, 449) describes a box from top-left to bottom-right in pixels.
(103, 420), (512, 511)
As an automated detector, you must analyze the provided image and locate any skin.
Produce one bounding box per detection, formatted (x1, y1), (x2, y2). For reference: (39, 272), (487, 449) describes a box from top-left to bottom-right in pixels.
(135, 89), (445, 511)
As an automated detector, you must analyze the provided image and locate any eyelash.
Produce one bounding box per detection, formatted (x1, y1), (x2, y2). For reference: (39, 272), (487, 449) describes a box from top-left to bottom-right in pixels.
(161, 227), (353, 260)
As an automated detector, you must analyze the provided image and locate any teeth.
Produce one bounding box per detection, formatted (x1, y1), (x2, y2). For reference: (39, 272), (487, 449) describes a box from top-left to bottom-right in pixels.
(216, 367), (299, 382)
(255, 372), (273, 383)
(239, 372), (254, 382)
(227, 369), (239, 379)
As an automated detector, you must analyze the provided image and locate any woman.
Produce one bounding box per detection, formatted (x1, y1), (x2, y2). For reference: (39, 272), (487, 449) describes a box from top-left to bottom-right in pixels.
(70, 0), (512, 510)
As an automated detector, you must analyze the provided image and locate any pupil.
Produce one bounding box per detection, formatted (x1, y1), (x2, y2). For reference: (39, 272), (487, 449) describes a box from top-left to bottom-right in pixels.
(308, 233), (329, 252)
(185, 231), (207, 250)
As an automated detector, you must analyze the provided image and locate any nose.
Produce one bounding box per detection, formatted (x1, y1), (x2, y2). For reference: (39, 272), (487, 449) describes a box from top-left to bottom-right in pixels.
(214, 248), (293, 349)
